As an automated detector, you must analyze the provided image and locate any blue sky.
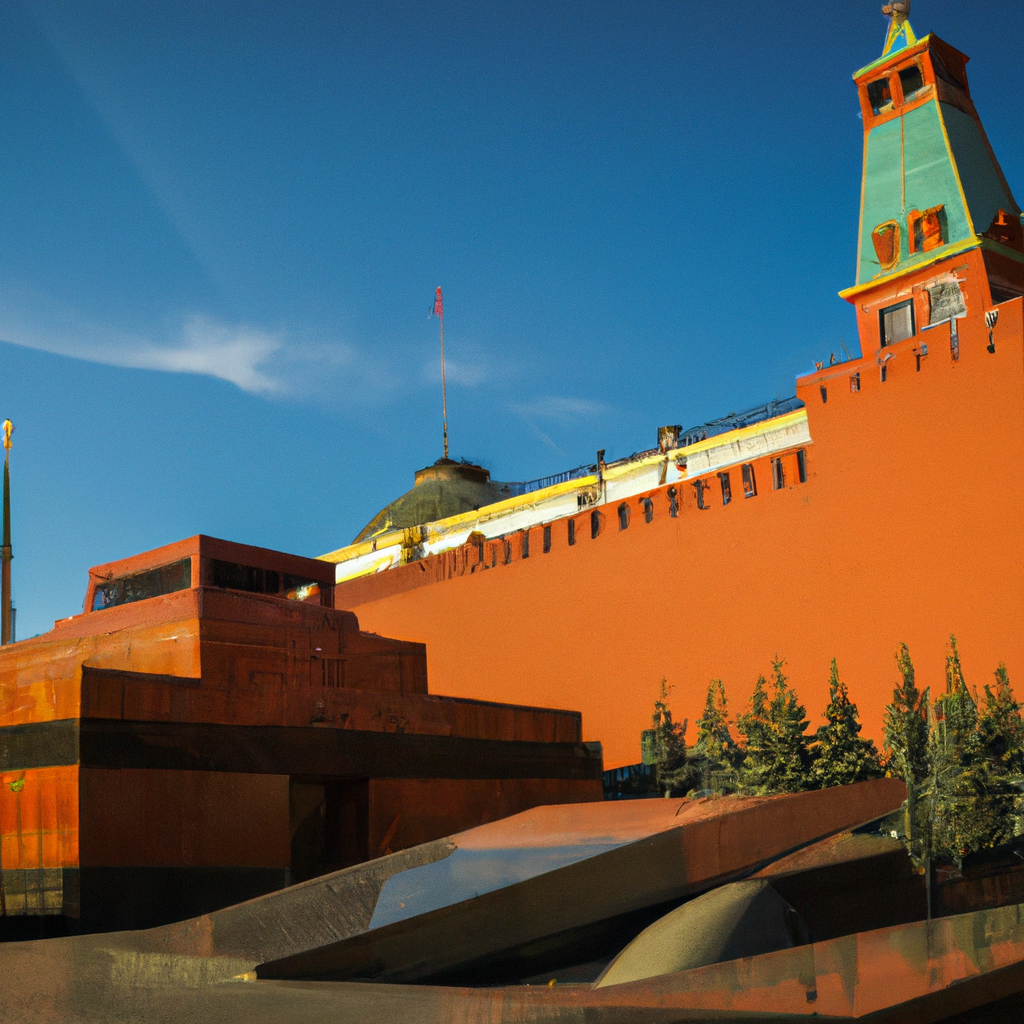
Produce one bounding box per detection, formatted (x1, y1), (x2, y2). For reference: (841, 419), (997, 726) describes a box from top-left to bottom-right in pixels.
(1, 1), (1022, 638)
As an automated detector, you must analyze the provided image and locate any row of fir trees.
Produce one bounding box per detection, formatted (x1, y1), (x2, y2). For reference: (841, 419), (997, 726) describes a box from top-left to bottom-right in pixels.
(650, 637), (1024, 865)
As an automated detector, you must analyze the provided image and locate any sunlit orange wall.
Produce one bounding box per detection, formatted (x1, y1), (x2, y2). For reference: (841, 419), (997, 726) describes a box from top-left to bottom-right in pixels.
(335, 297), (1024, 769)
(0, 766), (78, 874)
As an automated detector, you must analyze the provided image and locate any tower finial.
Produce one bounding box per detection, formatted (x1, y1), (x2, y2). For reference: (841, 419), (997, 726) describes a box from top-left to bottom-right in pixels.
(881, 2), (916, 57)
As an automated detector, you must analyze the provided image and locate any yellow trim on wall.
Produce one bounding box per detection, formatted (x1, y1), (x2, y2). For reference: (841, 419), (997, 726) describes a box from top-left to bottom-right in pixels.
(934, 97), (978, 239)
(839, 237), (981, 300)
(319, 409), (810, 567)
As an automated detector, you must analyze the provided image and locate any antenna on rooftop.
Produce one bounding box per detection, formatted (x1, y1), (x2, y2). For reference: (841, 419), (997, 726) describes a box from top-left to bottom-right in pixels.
(430, 287), (449, 460)
(2, 419), (13, 645)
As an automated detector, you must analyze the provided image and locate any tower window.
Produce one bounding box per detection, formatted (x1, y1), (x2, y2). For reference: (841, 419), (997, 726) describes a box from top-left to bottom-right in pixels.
(591, 509), (603, 539)
(850, 372), (860, 392)
(642, 497), (654, 524)
(667, 486), (679, 517)
(617, 503), (630, 530)
(567, 518), (576, 546)
(899, 64), (925, 103)
(797, 449), (807, 483)
(503, 539), (512, 565)
(909, 205), (946, 254)
(820, 385), (828, 404)
(741, 464), (757, 498)
(543, 524), (552, 553)
(880, 300), (915, 346)
(880, 363), (888, 383)
(693, 480), (708, 510)
(867, 78), (894, 115)
(771, 458), (785, 491)
(521, 531), (530, 559)
(718, 472), (732, 506)
(871, 221), (901, 271)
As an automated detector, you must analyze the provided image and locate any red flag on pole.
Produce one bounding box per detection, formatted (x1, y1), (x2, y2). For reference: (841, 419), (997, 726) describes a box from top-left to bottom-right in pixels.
(431, 287), (443, 318)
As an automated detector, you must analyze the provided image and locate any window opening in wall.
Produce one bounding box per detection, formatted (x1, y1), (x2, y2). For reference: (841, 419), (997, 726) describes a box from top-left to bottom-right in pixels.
(283, 575), (321, 604)
(591, 509), (603, 538)
(741, 464), (757, 498)
(642, 497), (654, 524)
(797, 449), (807, 483)
(951, 318), (960, 361)
(521, 531), (530, 559)
(567, 518), (576, 546)
(880, 363), (888, 383)
(899, 64), (925, 103)
(667, 487), (679, 518)
(543, 525), (552, 553)
(693, 479), (709, 510)
(909, 205), (946, 253)
(820, 385), (828, 404)
(209, 559), (279, 596)
(867, 77), (893, 115)
(503, 539), (512, 565)
(771, 458), (785, 491)
(618, 502), (630, 530)
(880, 300), (915, 346)
(850, 372), (860, 392)
(93, 558), (192, 611)
(491, 544), (498, 568)
(718, 472), (732, 506)
(871, 221), (901, 271)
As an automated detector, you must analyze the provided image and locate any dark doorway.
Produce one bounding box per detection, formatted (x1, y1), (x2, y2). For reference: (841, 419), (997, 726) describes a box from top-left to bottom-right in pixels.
(289, 778), (369, 882)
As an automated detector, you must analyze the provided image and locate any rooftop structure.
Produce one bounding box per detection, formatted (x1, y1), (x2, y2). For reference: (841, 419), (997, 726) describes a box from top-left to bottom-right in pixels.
(323, 16), (1024, 770)
(0, 535), (601, 933)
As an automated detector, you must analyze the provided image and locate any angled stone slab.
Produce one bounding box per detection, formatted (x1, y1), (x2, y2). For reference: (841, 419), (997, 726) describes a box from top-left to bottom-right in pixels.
(258, 777), (905, 982)
(6, 901), (1024, 1022)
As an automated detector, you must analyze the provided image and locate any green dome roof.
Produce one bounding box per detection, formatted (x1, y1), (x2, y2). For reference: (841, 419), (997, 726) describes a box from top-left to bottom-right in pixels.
(354, 460), (510, 542)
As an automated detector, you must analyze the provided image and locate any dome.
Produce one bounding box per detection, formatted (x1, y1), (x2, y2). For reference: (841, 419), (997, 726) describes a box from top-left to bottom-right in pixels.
(354, 459), (510, 542)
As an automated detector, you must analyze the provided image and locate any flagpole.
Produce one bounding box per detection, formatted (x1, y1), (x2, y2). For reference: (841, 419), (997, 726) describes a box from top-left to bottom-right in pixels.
(436, 288), (449, 460)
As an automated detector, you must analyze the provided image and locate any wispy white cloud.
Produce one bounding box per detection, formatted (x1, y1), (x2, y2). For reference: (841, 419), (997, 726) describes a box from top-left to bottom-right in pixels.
(508, 396), (608, 422)
(421, 356), (490, 388)
(507, 395), (609, 456)
(0, 297), (497, 409)
(115, 316), (284, 394)
(0, 311), (286, 394)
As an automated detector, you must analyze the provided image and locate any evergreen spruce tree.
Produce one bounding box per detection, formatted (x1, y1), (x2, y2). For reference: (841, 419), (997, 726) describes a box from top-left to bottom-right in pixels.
(737, 674), (771, 794)
(975, 663), (1024, 848)
(882, 643), (930, 861)
(930, 649), (1024, 860)
(650, 679), (694, 797)
(692, 678), (738, 793)
(978, 664), (1024, 779)
(738, 658), (811, 795)
(811, 658), (882, 788)
(930, 635), (983, 860)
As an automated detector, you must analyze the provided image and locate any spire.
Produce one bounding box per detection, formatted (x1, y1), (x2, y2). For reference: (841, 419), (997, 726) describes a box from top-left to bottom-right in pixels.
(2, 419), (13, 646)
(881, 2), (916, 58)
